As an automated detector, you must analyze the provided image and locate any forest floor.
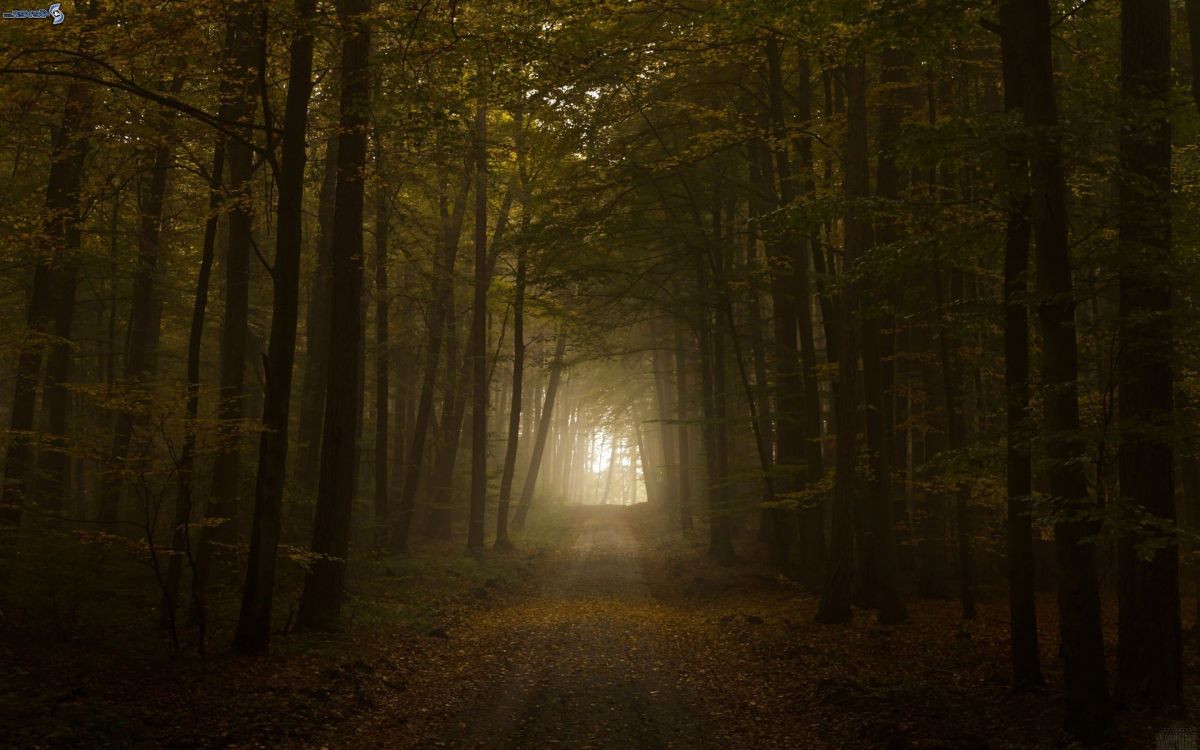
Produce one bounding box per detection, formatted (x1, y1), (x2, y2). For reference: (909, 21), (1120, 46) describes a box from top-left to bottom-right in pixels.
(1, 503), (1193, 748)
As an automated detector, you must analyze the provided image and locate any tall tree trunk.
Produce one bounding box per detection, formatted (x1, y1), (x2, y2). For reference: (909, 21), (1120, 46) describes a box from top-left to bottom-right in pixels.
(296, 133), (338, 493)
(163, 139), (224, 636)
(1007, 0), (1114, 740)
(816, 49), (868, 625)
(1115, 0), (1182, 714)
(495, 246), (525, 549)
(863, 47), (909, 625)
(674, 322), (694, 533)
(1, 75), (93, 528)
(392, 174), (469, 552)
(652, 333), (679, 513)
(296, 0), (371, 630)
(513, 332), (567, 532)
(934, 269), (975, 620)
(98, 100), (178, 524)
(372, 131), (390, 548)
(996, 9), (1043, 689)
(793, 53), (827, 583)
(762, 38), (802, 570)
(194, 2), (262, 599)
(231, 0), (318, 655)
(467, 101), (489, 554)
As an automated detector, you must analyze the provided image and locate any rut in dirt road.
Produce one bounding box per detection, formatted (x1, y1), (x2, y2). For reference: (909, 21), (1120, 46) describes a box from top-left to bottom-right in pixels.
(403, 506), (709, 750)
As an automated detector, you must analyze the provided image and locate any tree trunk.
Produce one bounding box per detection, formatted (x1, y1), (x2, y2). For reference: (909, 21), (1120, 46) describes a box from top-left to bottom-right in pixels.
(98, 101), (178, 524)
(652, 332), (679, 513)
(793, 52), (827, 584)
(231, 0), (318, 654)
(296, 0), (370, 630)
(674, 321), (694, 533)
(372, 131), (390, 548)
(762, 39), (802, 570)
(1007, 0), (1114, 739)
(816, 49), (867, 625)
(934, 269), (975, 620)
(495, 244), (525, 549)
(296, 133), (338, 493)
(391, 174), (469, 551)
(163, 139), (223, 637)
(1115, 0), (1182, 713)
(194, 2), (262, 598)
(997, 7), (1043, 689)
(513, 332), (567, 531)
(1, 76), (93, 528)
(467, 101), (489, 553)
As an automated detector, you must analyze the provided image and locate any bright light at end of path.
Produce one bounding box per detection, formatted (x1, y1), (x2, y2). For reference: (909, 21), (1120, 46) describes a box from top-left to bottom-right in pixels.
(590, 428), (614, 473)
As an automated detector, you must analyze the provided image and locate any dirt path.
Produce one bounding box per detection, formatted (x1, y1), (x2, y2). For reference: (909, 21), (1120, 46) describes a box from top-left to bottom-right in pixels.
(356, 506), (709, 749)
(332, 505), (1166, 750)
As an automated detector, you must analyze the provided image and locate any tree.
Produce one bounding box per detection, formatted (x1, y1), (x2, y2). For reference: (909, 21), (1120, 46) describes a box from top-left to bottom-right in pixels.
(232, 0), (319, 655)
(513, 331), (567, 532)
(1114, 0), (1182, 714)
(296, 0), (371, 630)
(993, 1), (1043, 690)
(467, 100), (489, 554)
(1006, 0), (1114, 740)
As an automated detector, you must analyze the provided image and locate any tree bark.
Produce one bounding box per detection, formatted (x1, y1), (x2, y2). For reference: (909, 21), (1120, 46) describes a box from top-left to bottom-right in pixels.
(495, 245), (525, 549)
(1007, 0), (1114, 740)
(674, 322), (695, 533)
(296, 133), (339, 493)
(194, 1), (262, 598)
(1, 75), (93, 528)
(296, 0), (371, 630)
(232, 0), (318, 654)
(816, 49), (867, 625)
(391, 173), (469, 552)
(467, 101), (489, 554)
(372, 130), (390, 548)
(513, 332), (567, 531)
(163, 139), (224, 636)
(1114, 0), (1182, 714)
(996, 6), (1043, 689)
(98, 90), (179, 524)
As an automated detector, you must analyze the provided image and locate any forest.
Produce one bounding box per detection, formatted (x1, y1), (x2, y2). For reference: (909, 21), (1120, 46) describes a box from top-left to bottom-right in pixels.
(0, 0), (1196, 747)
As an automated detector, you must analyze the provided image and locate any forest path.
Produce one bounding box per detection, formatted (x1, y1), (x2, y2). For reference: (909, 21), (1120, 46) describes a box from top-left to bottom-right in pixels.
(342, 505), (1078, 750)
(348, 504), (720, 748)
(351, 504), (712, 749)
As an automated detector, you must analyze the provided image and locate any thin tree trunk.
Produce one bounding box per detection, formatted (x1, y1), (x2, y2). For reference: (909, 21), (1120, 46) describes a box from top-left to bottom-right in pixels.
(194, 2), (262, 598)
(372, 131), (390, 548)
(163, 139), (223, 633)
(816, 49), (868, 625)
(391, 174), (469, 552)
(996, 7), (1043, 689)
(1114, 0), (1182, 713)
(651, 331), (679, 513)
(467, 101), (489, 553)
(1007, 0), (1114, 739)
(231, 0), (318, 654)
(296, 0), (371, 630)
(793, 52), (827, 583)
(674, 322), (694, 533)
(496, 246), (525, 549)
(1, 76), (93, 527)
(934, 269), (975, 620)
(513, 332), (567, 531)
(296, 133), (338, 493)
(98, 99), (178, 524)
